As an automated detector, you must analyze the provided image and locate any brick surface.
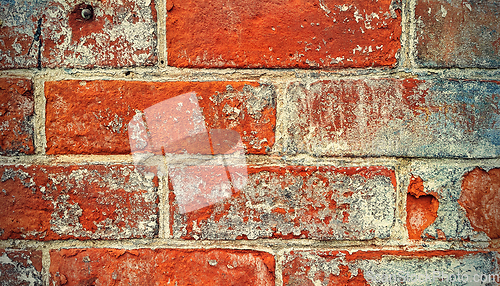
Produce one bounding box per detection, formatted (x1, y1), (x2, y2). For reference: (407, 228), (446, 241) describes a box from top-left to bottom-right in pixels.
(0, 0), (157, 69)
(0, 164), (158, 240)
(45, 80), (276, 155)
(0, 78), (34, 155)
(50, 248), (275, 286)
(0, 249), (43, 286)
(415, 0), (500, 68)
(404, 162), (500, 241)
(171, 165), (396, 240)
(276, 78), (500, 158)
(283, 250), (499, 285)
(166, 0), (401, 68)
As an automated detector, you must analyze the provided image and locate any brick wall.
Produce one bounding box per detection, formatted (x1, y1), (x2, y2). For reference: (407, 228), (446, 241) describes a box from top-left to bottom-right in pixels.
(1, 0), (499, 285)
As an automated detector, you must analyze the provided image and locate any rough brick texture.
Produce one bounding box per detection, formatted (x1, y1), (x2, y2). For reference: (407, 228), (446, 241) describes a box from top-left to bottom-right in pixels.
(0, 0), (157, 69)
(283, 250), (499, 285)
(166, 0), (401, 68)
(277, 78), (500, 158)
(50, 248), (275, 286)
(405, 162), (500, 241)
(45, 80), (276, 155)
(0, 249), (43, 286)
(415, 0), (500, 68)
(171, 165), (396, 240)
(0, 164), (158, 240)
(0, 78), (34, 156)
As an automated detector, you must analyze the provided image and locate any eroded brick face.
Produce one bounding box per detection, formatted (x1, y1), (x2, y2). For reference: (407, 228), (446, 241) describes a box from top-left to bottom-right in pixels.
(50, 248), (275, 286)
(166, 0), (401, 68)
(45, 80), (276, 155)
(0, 0), (157, 69)
(0, 165), (158, 240)
(277, 79), (500, 158)
(0, 78), (34, 156)
(415, 0), (500, 68)
(171, 165), (396, 240)
(0, 249), (43, 285)
(405, 162), (500, 241)
(283, 250), (499, 285)
(459, 167), (500, 239)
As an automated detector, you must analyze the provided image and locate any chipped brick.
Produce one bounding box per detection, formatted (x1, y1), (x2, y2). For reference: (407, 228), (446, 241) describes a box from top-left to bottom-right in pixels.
(283, 250), (499, 285)
(407, 176), (439, 240)
(45, 80), (276, 155)
(171, 165), (396, 240)
(0, 0), (157, 69)
(415, 0), (500, 68)
(0, 165), (158, 240)
(405, 162), (500, 241)
(0, 78), (34, 155)
(50, 248), (275, 285)
(459, 167), (500, 239)
(0, 249), (43, 286)
(277, 78), (500, 158)
(166, 0), (401, 68)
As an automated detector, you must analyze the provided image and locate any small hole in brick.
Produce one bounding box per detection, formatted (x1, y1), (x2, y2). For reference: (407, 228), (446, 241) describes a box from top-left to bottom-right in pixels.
(160, 60), (165, 65)
(78, 4), (93, 21)
(125, 71), (131, 76)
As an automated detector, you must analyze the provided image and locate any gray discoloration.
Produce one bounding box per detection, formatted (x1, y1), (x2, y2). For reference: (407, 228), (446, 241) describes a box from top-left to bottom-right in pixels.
(172, 166), (396, 240)
(403, 161), (498, 241)
(0, 250), (42, 286)
(276, 79), (500, 158)
(0, 0), (157, 69)
(283, 250), (500, 286)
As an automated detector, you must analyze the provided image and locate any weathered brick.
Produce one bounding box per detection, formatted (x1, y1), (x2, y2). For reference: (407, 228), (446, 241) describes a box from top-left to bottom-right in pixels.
(283, 250), (499, 285)
(404, 162), (500, 241)
(0, 78), (34, 155)
(277, 78), (500, 158)
(50, 248), (275, 285)
(166, 0), (401, 68)
(0, 164), (158, 240)
(415, 0), (500, 68)
(45, 80), (276, 155)
(171, 165), (396, 240)
(0, 249), (43, 286)
(0, 0), (157, 69)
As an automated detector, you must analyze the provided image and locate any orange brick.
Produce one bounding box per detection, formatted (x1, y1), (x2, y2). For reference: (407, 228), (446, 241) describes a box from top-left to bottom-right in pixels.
(45, 80), (276, 155)
(50, 248), (275, 286)
(0, 78), (34, 155)
(166, 0), (401, 68)
(0, 165), (158, 240)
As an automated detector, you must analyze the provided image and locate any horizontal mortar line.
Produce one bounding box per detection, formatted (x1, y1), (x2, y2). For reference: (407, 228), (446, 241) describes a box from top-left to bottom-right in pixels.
(1, 155), (499, 166)
(1, 66), (499, 82)
(0, 238), (494, 252)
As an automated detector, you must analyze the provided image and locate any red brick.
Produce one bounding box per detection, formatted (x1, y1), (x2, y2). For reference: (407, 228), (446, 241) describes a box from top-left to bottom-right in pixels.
(0, 249), (43, 285)
(283, 250), (499, 285)
(0, 164), (158, 240)
(50, 248), (275, 286)
(171, 165), (396, 240)
(278, 79), (500, 158)
(459, 167), (500, 239)
(0, 78), (34, 155)
(415, 0), (500, 68)
(45, 80), (276, 155)
(0, 0), (156, 69)
(166, 0), (401, 68)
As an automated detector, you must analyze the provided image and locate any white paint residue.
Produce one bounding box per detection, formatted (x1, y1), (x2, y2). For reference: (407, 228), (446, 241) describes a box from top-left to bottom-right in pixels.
(440, 5), (447, 17)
